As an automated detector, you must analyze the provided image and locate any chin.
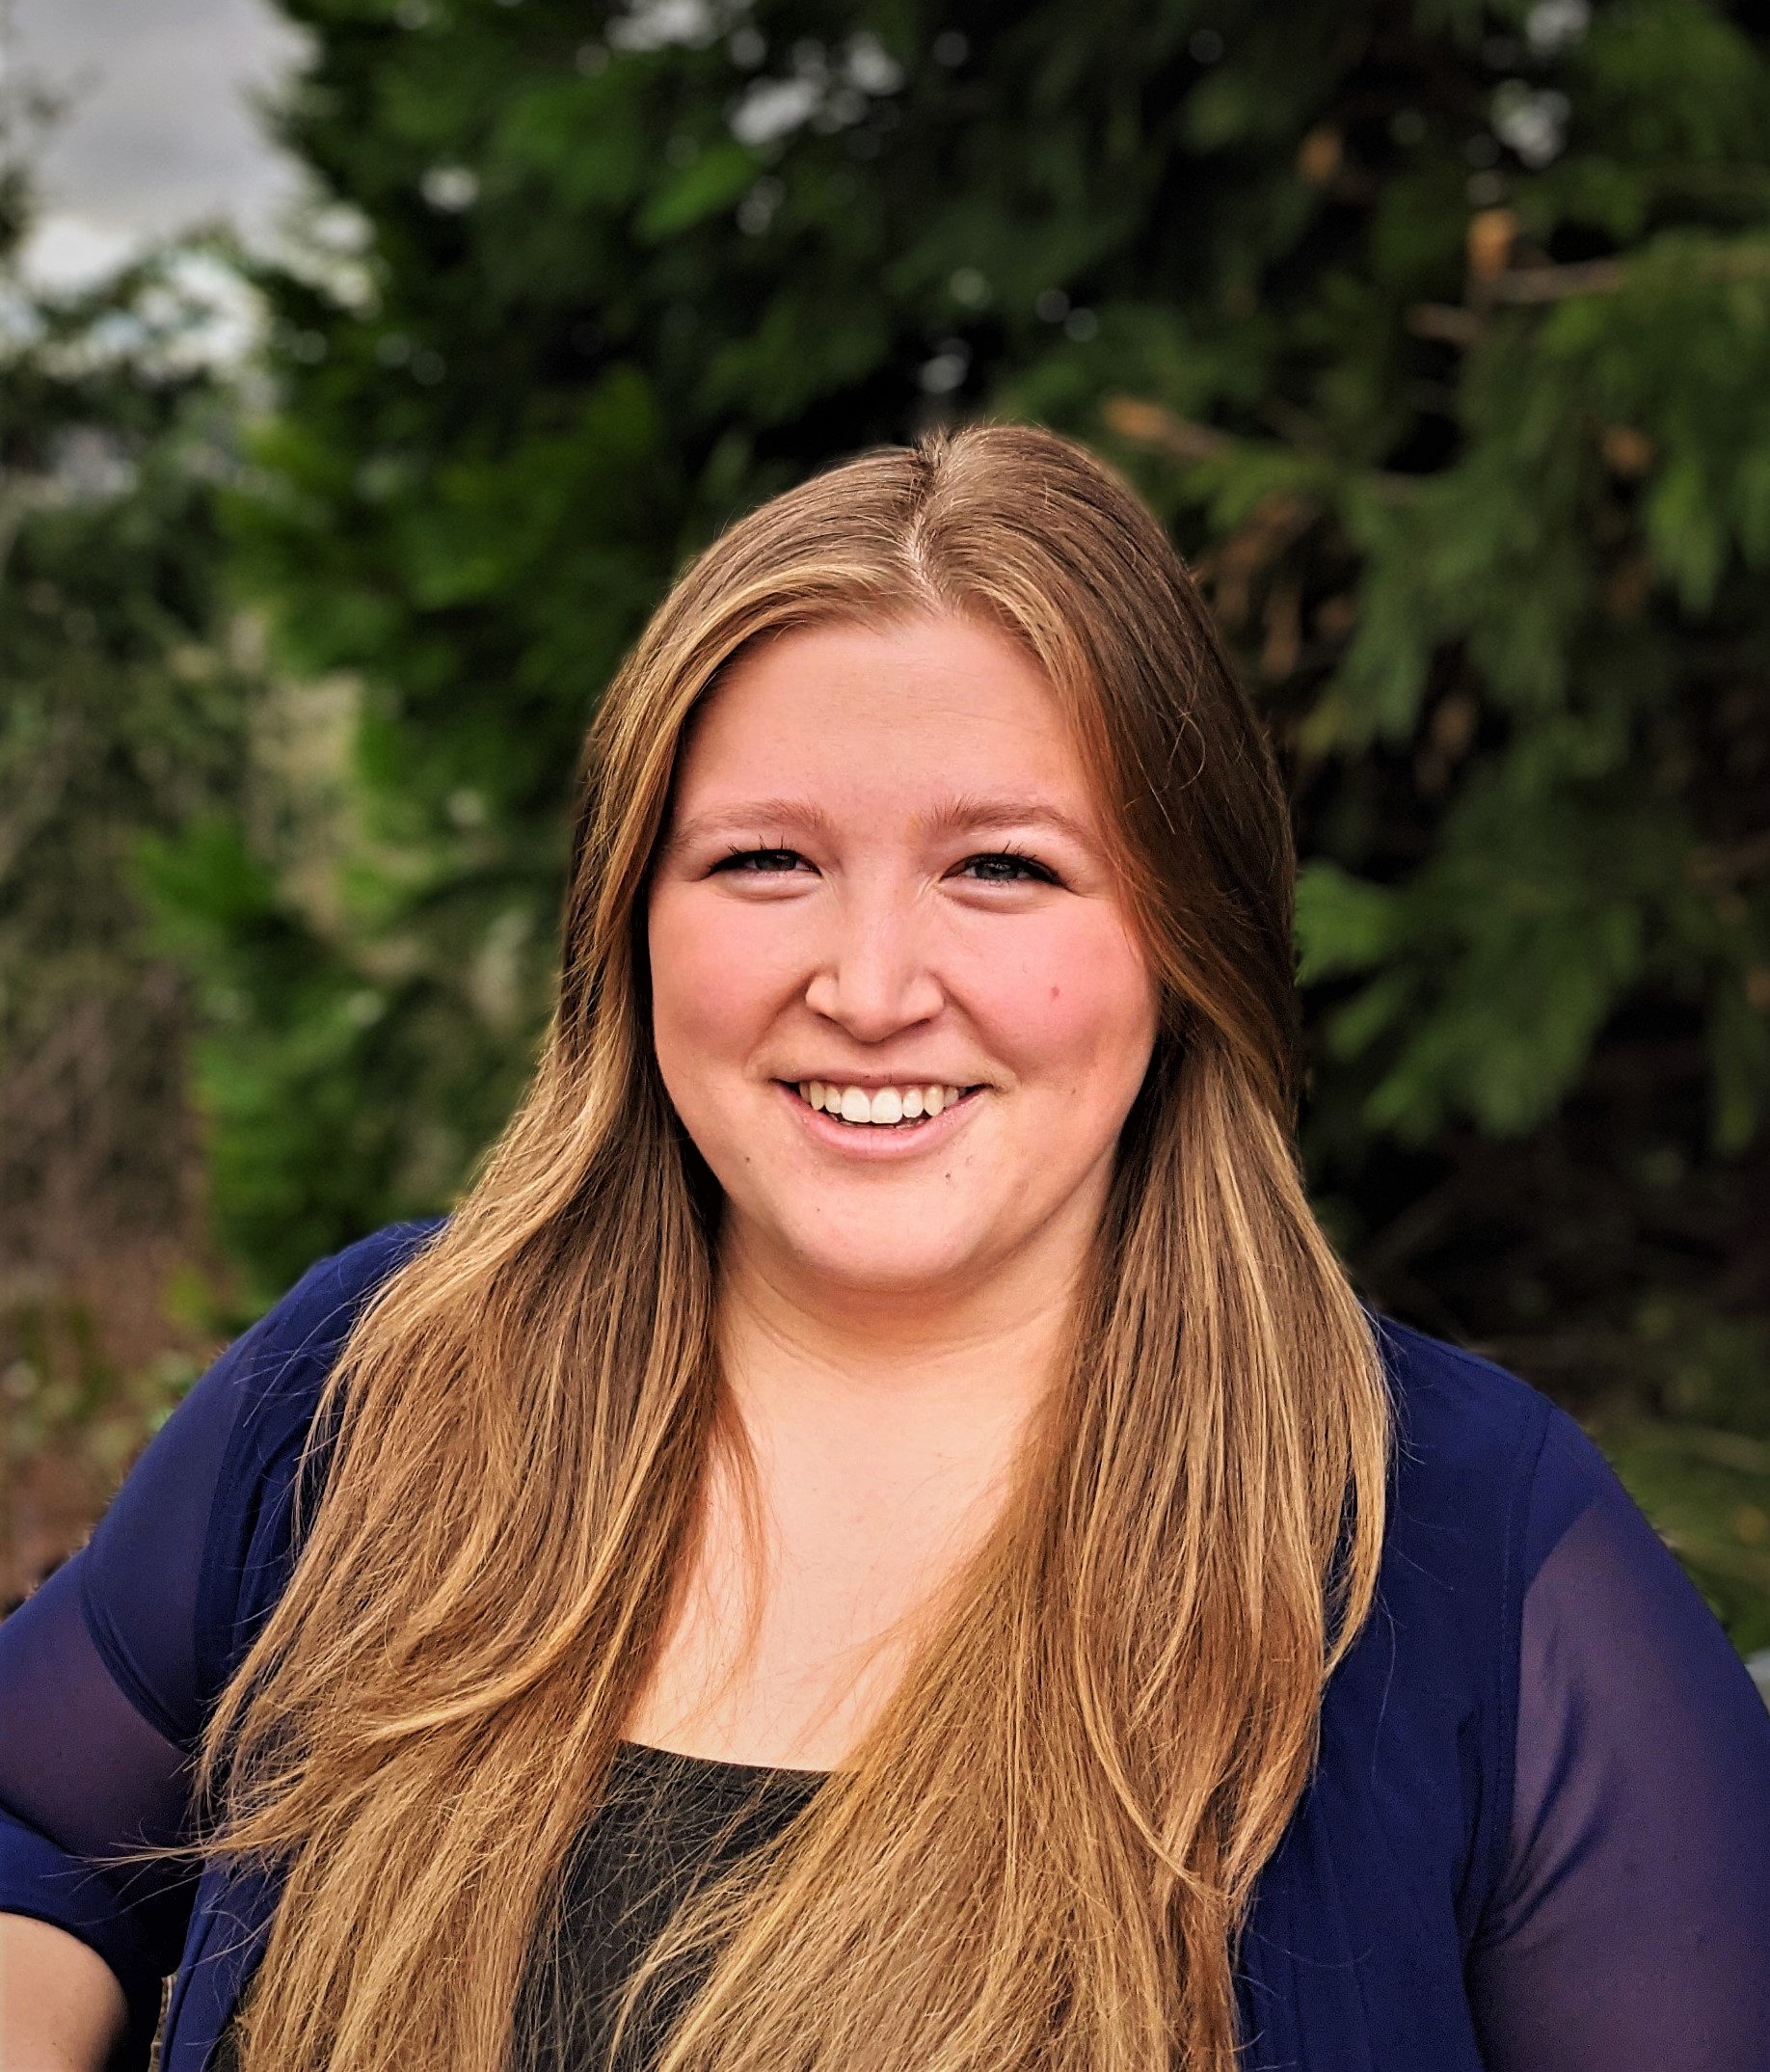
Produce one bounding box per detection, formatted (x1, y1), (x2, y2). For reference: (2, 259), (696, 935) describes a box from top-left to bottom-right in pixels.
(768, 1217), (987, 1297)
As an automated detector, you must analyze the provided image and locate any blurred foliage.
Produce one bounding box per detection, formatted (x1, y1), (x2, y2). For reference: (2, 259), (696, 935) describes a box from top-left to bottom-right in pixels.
(6, 1), (1768, 1641)
(1597, 1416), (1770, 1643)
(0, 118), (255, 1590)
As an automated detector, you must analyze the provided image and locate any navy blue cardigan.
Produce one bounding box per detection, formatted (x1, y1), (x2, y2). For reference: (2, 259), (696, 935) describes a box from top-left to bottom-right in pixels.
(3, 1222), (1767, 2070)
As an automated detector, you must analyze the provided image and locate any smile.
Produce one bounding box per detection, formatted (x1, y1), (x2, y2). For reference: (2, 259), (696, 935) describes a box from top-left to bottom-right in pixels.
(793, 1081), (973, 1127)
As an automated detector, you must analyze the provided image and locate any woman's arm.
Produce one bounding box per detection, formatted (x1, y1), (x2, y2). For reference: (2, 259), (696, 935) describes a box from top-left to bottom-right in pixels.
(0, 1366), (234, 2068)
(1467, 1411), (1770, 2070)
(0, 1913), (128, 2072)
(0, 1224), (437, 2069)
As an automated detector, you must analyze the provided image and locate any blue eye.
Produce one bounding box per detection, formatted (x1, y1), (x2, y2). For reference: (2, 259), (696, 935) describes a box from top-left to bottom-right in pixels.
(713, 848), (805, 874)
(957, 852), (1057, 885)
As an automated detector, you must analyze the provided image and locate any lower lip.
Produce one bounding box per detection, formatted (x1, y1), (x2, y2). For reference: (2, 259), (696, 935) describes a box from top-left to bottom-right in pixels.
(778, 1083), (981, 1159)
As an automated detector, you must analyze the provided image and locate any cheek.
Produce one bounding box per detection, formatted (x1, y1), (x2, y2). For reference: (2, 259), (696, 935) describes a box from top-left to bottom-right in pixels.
(647, 887), (793, 1073)
(965, 907), (1157, 1096)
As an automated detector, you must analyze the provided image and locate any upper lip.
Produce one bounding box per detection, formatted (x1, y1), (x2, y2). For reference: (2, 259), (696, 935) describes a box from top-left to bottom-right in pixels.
(779, 1073), (981, 1089)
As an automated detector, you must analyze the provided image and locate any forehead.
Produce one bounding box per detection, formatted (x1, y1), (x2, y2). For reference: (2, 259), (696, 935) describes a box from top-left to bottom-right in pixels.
(670, 616), (1098, 821)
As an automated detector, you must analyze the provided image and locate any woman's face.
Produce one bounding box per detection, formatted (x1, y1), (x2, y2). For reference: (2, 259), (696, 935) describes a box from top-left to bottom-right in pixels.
(647, 615), (1160, 1303)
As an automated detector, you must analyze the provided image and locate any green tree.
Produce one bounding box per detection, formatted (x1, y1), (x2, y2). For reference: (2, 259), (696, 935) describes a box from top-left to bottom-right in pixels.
(166, 0), (1769, 1636)
(0, 130), (264, 1590)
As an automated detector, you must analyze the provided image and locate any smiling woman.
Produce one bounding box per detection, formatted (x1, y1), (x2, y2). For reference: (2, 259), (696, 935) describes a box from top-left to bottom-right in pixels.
(637, 614), (1163, 1773)
(3, 425), (1768, 2072)
(648, 617), (1157, 1317)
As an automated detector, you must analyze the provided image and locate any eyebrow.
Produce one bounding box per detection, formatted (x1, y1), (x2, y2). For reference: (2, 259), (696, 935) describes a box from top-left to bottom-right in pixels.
(919, 794), (1099, 846)
(663, 800), (839, 852)
(666, 794), (1100, 850)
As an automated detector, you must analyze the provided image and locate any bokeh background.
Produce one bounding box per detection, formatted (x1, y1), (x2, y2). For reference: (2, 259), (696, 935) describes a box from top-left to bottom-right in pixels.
(3, 0), (1768, 1679)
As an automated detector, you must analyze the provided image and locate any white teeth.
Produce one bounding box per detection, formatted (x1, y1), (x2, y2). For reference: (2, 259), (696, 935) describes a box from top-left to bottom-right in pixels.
(798, 1082), (967, 1124)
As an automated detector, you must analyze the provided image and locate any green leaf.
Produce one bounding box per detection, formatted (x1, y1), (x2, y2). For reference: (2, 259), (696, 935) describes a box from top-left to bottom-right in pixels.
(1294, 862), (1402, 981)
(638, 142), (758, 243)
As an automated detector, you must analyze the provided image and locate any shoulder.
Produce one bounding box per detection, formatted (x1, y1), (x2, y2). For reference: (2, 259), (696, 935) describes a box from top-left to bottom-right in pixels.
(215, 1219), (444, 1464)
(191, 1219), (443, 1690)
(1374, 1313), (1554, 1476)
(1369, 1313), (1633, 1601)
(1371, 1314), (1563, 1590)
(243, 1217), (443, 1364)
(59, 1222), (442, 1752)
(1314, 1320), (1574, 1932)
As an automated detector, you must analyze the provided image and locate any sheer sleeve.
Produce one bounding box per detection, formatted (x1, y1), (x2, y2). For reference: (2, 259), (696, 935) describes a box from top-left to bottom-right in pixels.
(0, 1224), (428, 2065)
(0, 1305), (280, 2059)
(1466, 1411), (1770, 2071)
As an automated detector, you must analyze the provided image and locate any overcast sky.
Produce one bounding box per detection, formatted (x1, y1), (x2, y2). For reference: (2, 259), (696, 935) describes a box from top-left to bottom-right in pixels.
(5, 0), (308, 285)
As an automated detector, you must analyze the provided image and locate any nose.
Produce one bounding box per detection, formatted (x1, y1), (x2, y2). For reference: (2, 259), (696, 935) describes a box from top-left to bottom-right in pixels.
(802, 883), (945, 1042)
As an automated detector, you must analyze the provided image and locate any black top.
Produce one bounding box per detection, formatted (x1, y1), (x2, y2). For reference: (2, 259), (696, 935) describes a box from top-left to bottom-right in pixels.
(516, 1740), (827, 2071)
(211, 1743), (823, 2072)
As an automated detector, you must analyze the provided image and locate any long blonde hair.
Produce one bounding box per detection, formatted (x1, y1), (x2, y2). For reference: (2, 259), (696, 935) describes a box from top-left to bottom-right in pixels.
(205, 423), (1389, 2071)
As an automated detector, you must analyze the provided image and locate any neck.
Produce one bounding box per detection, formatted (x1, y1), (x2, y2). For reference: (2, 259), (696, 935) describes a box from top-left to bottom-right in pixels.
(712, 1215), (1094, 1483)
(630, 1218), (1098, 1767)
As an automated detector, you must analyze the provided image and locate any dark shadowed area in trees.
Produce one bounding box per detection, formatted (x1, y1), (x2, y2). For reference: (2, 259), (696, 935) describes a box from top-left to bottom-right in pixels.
(4, 0), (1768, 1656)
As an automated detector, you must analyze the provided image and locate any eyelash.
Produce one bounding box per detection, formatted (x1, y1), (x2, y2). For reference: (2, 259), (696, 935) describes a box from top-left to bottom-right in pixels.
(955, 848), (1059, 885)
(714, 848), (805, 874)
(711, 846), (1059, 885)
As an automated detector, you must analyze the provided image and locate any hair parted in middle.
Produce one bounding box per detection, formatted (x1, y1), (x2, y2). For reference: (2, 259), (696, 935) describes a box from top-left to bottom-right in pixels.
(202, 421), (1390, 2072)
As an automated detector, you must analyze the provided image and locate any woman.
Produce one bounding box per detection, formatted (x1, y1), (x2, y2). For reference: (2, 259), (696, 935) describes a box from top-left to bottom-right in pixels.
(3, 425), (1767, 2072)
